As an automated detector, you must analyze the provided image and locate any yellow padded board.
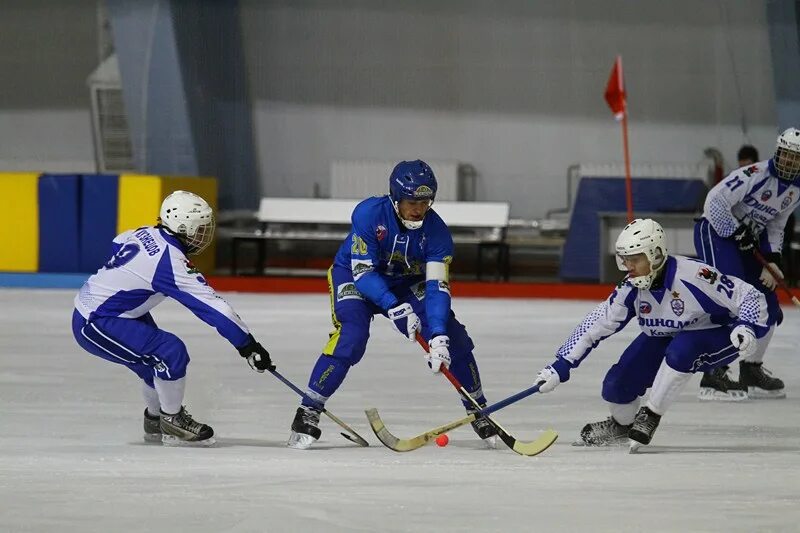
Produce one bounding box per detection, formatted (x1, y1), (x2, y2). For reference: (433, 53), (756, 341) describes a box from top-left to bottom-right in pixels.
(117, 174), (163, 234)
(0, 173), (39, 271)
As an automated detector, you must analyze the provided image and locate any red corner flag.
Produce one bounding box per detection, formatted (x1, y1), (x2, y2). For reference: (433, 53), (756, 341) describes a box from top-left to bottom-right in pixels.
(604, 56), (626, 121)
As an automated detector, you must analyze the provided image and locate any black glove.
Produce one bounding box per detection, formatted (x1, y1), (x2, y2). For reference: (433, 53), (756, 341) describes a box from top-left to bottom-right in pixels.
(237, 335), (275, 373)
(732, 225), (757, 252)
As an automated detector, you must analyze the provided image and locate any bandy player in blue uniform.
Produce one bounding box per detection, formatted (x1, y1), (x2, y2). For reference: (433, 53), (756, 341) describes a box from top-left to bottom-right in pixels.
(695, 128), (800, 399)
(534, 219), (770, 450)
(288, 160), (497, 449)
(72, 191), (274, 446)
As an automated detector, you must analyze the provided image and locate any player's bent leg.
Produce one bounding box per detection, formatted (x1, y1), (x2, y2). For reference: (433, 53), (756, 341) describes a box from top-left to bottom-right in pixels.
(668, 328), (748, 401)
(72, 310), (213, 445)
(289, 291), (372, 449)
(138, 333), (217, 446)
(577, 334), (667, 447)
(630, 330), (737, 449)
(630, 361), (691, 447)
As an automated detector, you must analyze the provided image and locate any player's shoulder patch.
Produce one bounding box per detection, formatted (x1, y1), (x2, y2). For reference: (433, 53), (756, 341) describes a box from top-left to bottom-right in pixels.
(183, 258), (201, 275)
(696, 266), (718, 284)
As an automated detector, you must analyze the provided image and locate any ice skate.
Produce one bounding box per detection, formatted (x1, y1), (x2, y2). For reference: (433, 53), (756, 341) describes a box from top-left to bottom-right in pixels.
(573, 417), (632, 446)
(697, 365), (748, 402)
(739, 361), (785, 399)
(467, 406), (499, 449)
(160, 406), (215, 447)
(628, 406), (661, 451)
(143, 409), (162, 443)
(288, 405), (322, 449)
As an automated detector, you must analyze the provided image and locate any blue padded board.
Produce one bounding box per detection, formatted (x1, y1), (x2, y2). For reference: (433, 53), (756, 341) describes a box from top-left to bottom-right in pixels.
(38, 174), (81, 272)
(80, 174), (119, 273)
(559, 177), (706, 281)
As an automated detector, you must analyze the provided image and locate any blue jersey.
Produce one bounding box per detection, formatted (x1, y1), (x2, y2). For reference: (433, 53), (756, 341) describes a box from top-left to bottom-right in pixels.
(333, 195), (454, 335)
(75, 226), (250, 348)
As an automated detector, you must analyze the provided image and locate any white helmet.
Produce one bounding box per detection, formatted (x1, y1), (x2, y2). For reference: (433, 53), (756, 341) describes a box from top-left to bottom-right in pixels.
(159, 190), (215, 255)
(615, 218), (668, 290)
(773, 127), (800, 181)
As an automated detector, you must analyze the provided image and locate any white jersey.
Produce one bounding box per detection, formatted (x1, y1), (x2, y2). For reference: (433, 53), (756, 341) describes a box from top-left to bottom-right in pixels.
(75, 226), (250, 347)
(556, 256), (769, 367)
(703, 159), (800, 253)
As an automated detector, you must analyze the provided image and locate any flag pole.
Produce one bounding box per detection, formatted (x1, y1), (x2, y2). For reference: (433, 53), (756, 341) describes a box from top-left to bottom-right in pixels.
(621, 108), (633, 222)
(605, 55), (634, 222)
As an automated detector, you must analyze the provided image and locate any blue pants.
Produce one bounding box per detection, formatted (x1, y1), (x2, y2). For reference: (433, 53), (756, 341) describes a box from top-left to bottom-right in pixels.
(72, 309), (189, 387)
(694, 218), (781, 324)
(303, 266), (486, 408)
(602, 328), (739, 404)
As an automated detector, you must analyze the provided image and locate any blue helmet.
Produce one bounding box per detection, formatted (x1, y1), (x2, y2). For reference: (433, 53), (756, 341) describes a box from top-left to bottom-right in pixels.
(389, 160), (438, 204)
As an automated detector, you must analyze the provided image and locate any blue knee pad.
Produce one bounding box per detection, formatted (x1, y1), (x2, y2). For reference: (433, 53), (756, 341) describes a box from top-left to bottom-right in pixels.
(147, 334), (190, 380)
(324, 323), (370, 366)
(307, 309), (371, 405)
(601, 362), (649, 404)
(601, 334), (669, 404)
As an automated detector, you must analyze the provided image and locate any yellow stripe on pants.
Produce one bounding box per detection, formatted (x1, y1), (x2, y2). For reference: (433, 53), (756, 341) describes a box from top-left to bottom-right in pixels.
(322, 266), (343, 355)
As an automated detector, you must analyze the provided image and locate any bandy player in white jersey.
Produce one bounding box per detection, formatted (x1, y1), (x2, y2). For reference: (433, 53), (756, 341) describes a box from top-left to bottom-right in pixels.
(71, 191), (275, 446)
(534, 219), (770, 451)
(695, 128), (800, 399)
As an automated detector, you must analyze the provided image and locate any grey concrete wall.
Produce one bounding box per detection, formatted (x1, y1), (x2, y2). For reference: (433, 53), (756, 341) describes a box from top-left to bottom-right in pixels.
(0, 0), (784, 218)
(241, 0), (778, 218)
(0, 0), (97, 171)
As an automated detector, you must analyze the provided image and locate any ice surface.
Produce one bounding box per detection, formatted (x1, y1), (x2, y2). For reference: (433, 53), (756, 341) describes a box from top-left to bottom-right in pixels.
(1, 289), (799, 532)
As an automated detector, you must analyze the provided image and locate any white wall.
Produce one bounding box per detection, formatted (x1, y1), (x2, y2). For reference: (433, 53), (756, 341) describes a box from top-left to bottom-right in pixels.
(242, 0), (778, 219)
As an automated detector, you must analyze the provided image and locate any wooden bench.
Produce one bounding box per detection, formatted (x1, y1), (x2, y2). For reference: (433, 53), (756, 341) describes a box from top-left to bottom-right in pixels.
(230, 197), (511, 280)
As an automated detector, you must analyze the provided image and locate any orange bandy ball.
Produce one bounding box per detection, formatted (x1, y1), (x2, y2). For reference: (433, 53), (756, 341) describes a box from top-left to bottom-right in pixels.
(436, 434), (449, 447)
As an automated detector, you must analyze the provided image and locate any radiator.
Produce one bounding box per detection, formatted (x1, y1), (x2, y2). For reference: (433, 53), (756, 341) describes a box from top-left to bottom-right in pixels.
(331, 159), (459, 201)
(577, 161), (713, 180)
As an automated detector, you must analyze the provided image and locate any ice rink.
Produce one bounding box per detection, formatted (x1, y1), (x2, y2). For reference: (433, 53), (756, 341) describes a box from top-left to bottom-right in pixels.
(2, 288), (799, 532)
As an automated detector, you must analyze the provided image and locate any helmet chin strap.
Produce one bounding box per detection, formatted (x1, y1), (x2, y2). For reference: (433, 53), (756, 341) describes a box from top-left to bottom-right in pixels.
(630, 255), (667, 290)
(392, 201), (425, 230)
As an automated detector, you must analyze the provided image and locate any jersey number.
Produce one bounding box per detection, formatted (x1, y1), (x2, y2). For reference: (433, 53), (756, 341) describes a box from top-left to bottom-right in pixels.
(724, 176), (745, 192)
(351, 235), (367, 255)
(715, 274), (735, 298)
(104, 243), (140, 269)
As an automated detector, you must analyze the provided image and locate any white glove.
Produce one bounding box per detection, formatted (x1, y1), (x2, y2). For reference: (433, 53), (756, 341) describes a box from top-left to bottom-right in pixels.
(535, 366), (562, 393)
(425, 335), (451, 373)
(759, 263), (783, 291)
(387, 303), (420, 342)
(730, 325), (757, 358)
